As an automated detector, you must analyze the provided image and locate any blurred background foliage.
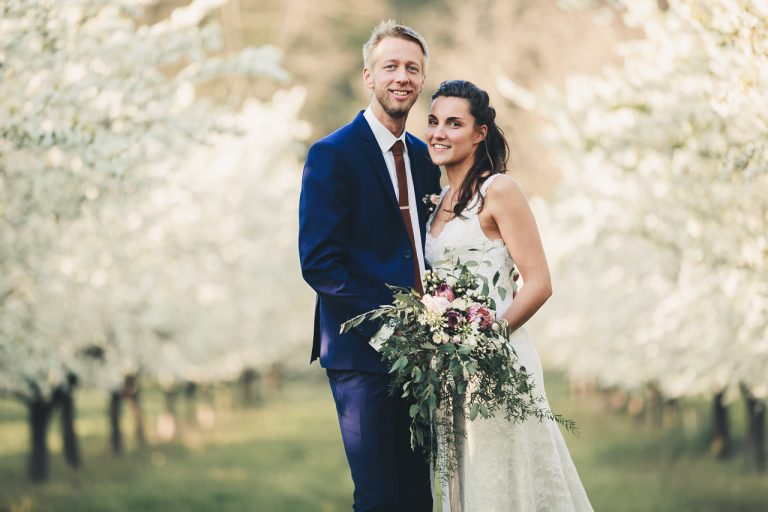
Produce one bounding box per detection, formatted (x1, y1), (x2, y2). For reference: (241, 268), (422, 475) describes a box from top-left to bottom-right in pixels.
(153, 0), (635, 194)
(2, 0), (767, 510)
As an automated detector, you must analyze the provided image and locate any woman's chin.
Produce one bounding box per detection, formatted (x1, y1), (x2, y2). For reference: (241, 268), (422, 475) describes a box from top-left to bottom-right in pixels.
(429, 154), (451, 166)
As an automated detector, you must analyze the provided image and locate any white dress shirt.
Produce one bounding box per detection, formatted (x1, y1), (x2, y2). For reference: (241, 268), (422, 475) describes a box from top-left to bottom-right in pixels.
(363, 106), (425, 279)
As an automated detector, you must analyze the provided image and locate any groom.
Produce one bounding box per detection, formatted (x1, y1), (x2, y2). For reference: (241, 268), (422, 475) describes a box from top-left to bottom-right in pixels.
(299, 20), (441, 512)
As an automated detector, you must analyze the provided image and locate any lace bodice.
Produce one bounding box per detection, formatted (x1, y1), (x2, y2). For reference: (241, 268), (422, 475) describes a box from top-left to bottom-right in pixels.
(425, 175), (518, 317)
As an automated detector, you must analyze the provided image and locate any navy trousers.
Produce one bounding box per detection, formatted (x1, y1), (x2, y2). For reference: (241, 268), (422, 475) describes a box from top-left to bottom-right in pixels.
(327, 369), (433, 512)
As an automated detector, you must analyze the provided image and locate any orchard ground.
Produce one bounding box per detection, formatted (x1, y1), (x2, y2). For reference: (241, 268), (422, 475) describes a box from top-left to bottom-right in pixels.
(1, 372), (766, 512)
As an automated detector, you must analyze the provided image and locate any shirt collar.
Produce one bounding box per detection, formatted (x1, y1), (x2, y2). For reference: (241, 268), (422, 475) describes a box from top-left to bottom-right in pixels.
(363, 106), (407, 155)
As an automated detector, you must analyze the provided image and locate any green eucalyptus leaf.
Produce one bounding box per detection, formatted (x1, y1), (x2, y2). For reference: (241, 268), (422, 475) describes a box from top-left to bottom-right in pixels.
(389, 355), (408, 374)
(414, 427), (424, 446)
(449, 359), (462, 376)
(442, 343), (456, 354)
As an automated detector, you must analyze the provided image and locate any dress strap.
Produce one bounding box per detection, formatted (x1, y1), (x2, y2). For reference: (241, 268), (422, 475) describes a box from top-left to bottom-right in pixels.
(480, 174), (503, 196)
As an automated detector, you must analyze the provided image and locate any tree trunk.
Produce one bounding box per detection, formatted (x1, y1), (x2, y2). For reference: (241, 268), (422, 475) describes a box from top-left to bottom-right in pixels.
(647, 384), (663, 428)
(165, 388), (177, 417)
(241, 368), (261, 407)
(124, 374), (146, 447)
(57, 387), (81, 468)
(184, 381), (198, 425)
(743, 387), (766, 473)
(109, 391), (123, 455)
(710, 391), (731, 458)
(27, 398), (53, 482)
(265, 363), (284, 392)
(157, 388), (179, 441)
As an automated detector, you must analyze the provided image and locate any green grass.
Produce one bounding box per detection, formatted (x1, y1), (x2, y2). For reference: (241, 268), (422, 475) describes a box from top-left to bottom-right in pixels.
(0, 376), (352, 512)
(0, 372), (767, 511)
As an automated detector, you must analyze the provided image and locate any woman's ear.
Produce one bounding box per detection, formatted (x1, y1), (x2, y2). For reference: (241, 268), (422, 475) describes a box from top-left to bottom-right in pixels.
(474, 125), (488, 144)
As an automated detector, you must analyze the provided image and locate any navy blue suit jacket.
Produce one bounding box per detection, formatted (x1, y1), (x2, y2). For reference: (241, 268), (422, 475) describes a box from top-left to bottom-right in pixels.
(299, 111), (442, 373)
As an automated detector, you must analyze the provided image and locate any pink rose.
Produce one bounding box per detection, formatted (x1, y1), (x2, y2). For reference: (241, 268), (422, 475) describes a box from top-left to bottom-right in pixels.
(434, 283), (455, 302)
(468, 305), (495, 329)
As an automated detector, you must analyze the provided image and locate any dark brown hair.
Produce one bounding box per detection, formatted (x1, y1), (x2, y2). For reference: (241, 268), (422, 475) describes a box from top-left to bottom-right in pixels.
(432, 80), (509, 217)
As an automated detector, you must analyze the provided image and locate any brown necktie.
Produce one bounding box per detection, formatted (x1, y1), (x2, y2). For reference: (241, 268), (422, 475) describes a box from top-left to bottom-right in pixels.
(391, 140), (423, 295)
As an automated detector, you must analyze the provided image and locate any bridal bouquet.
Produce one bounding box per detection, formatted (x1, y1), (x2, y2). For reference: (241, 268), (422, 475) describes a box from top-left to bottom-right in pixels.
(341, 256), (575, 477)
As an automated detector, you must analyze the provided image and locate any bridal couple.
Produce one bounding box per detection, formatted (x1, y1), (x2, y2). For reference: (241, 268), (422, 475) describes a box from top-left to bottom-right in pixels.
(299, 20), (593, 512)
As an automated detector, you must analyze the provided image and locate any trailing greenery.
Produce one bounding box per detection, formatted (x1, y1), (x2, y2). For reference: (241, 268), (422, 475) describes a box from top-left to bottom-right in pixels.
(342, 258), (575, 479)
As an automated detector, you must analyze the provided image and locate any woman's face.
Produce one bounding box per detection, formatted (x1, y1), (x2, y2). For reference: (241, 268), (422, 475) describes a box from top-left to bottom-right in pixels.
(426, 96), (486, 169)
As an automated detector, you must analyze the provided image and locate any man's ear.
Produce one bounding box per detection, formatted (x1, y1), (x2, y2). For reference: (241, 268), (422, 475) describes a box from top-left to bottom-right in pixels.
(363, 68), (374, 90)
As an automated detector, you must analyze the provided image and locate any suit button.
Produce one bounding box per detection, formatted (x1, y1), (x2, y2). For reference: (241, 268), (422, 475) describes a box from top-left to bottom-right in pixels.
(404, 249), (412, 259)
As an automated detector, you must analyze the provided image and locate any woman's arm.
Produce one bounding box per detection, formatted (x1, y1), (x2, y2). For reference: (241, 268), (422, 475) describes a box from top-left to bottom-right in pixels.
(484, 176), (552, 332)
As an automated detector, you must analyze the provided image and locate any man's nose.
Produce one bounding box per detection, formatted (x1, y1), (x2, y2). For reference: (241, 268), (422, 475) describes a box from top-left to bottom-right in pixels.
(394, 66), (409, 82)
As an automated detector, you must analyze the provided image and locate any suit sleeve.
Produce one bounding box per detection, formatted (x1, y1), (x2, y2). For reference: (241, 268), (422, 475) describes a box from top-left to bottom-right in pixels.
(298, 141), (382, 336)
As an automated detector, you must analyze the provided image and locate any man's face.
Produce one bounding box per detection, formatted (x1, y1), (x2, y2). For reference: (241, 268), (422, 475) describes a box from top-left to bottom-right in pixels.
(363, 37), (426, 119)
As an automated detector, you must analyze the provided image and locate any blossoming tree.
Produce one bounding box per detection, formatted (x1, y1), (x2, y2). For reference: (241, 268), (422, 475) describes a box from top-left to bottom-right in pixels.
(513, 0), (767, 470)
(0, 0), (307, 481)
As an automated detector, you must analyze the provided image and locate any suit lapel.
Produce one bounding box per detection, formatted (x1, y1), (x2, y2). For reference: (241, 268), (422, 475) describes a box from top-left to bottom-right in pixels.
(353, 112), (433, 242)
(353, 112), (400, 215)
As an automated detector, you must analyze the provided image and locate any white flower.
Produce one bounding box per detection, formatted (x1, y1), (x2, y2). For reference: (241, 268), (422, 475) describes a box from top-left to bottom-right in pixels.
(451, 298), (468, 311)
(421, 294), (451, 314)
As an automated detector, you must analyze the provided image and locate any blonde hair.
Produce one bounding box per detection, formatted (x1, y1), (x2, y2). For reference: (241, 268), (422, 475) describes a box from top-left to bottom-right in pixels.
(362, 20), (429, 73)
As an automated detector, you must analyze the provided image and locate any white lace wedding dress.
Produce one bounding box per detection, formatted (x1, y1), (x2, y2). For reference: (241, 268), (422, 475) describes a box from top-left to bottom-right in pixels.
(425, 175), (593, 512)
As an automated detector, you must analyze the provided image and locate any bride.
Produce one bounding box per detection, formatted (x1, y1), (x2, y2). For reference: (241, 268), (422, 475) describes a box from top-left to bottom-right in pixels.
(424, 80), (593, 512)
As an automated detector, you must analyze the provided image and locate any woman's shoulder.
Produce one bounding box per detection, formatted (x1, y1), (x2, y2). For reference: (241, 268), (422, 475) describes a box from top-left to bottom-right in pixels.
(482, 174), (528, 211)
(482, 173), (523, 196)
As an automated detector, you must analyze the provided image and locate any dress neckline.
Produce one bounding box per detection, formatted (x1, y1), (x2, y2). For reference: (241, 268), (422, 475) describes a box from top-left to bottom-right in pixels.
(426, 175), (505, 244)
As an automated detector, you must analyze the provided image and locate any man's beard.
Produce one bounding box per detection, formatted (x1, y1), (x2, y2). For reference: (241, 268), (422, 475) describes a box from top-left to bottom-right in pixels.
(374, 84), (418, 118)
